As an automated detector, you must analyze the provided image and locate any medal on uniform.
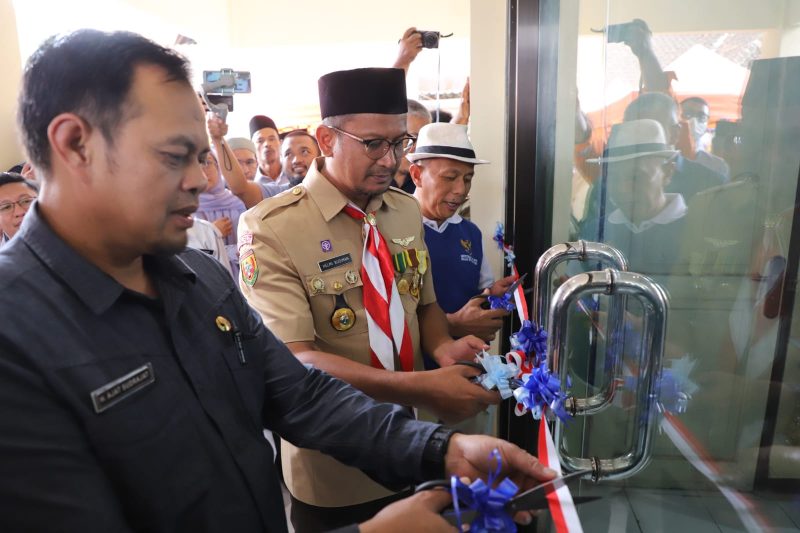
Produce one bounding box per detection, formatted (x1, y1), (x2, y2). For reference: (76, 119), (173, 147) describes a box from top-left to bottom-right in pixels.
(332, 281), (343, 292)
(310, 276), (325, 294)
(417, 250), (428, 274)
(330, 294), (356, 332)
(397, 278), (410, 295)
(391, 236), (415, 248)
(407, 248), (420, 269)
(393, 250), (409, 273)
(410, 271), (421, 298)
(345, 269), (359, 285)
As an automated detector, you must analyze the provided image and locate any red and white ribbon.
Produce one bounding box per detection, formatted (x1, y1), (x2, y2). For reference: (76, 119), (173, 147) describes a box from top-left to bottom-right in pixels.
(342, 204), (413, 372)
(538, 420), (584, 533)
(510, 264), (529, 325)
(660, 410), (772, 531)
(507, 253), (581, 532)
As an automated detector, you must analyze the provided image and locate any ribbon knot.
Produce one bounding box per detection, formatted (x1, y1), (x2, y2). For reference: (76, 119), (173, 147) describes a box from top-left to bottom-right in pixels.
(513, 362), (571, 422)
(450, 449), (519, 533)
(475, 351), (519, 399)
(511, 320), (548, 363)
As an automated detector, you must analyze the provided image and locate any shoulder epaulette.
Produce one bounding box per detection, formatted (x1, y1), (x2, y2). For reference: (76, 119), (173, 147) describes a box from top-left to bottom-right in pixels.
(249, 185), (307, 220)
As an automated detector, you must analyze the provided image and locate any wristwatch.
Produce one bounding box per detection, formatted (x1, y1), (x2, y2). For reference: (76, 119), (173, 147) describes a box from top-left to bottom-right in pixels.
(420, 426), (460, 479)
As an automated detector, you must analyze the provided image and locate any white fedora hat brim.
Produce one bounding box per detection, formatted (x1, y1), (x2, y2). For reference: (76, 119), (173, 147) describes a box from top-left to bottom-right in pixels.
(587, 148), (678, 164)
(407, 152), (489, 165)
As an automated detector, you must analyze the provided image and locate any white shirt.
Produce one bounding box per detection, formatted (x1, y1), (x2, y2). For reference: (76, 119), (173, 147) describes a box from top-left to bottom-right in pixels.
(422, 213), (494, 290)
(607, 193), (688, 234)
(255, 168), (290, 189)
(186, 217), (230, 274)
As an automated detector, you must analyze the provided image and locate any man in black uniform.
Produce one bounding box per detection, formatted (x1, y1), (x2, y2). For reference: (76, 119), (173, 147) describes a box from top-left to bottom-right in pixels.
(0, 30), (555, 532)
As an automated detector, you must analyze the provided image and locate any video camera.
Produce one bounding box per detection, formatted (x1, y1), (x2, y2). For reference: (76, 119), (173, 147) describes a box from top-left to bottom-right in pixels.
(200, 68), (251, 122)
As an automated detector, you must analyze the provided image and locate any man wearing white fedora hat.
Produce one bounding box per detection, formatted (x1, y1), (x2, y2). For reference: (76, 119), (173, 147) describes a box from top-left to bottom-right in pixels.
(409, 123), (516, 361)
(581, 118), (688, 275)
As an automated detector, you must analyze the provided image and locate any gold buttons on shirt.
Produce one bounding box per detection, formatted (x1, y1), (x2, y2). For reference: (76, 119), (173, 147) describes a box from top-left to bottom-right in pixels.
(292, 186), (303, 196)
(332, 281), (343, 292)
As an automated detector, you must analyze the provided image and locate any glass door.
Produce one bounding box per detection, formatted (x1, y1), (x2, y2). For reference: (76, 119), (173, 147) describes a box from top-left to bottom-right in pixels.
(505, 1), (800, 530)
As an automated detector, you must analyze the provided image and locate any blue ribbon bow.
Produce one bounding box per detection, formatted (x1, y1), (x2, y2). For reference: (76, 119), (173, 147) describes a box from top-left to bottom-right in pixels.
(476, 352), (520, 400)
(493, 223), (506, 250)
(510, 320), (548, 362)
(488, 292), (516, 312)
(512, 362), (571, 422)
(450, 449), (519, 533)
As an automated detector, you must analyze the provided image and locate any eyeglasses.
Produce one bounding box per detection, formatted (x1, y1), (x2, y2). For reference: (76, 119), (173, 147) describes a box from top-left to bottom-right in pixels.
(682, 111), (710, 122)
(0, 196), (36, 217)
(329, 126), (416, 161)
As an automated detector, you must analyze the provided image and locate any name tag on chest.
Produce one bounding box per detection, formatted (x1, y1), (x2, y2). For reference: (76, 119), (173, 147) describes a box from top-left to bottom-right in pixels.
(90, 363), (155, 414)
(318, 253), (353, 272)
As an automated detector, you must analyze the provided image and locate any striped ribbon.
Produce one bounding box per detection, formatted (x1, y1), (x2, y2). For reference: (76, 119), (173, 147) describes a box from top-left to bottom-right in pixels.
(538, 420), (585, 533)
(659, 410), (772, 531)
(342, 204), (413, 372)
(506, 251), (581, 533)
(607, 323), (772, 531)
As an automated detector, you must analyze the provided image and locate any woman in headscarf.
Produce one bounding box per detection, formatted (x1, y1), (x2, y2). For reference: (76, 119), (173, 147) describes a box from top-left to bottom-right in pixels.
(195, 151), (246, 277)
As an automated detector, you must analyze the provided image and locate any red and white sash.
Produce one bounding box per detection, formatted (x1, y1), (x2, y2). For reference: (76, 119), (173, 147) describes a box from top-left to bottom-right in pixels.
(342, 204), (414, 372)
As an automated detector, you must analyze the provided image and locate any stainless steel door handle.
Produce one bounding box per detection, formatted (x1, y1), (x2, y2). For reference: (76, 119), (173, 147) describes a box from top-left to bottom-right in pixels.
(532, 241), (628, 414)
(531, 240), (628, 328)
(547, 269), (669, 480)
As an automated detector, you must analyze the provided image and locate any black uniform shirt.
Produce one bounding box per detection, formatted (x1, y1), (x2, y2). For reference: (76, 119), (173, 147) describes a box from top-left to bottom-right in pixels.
(0, 206), (439, 532)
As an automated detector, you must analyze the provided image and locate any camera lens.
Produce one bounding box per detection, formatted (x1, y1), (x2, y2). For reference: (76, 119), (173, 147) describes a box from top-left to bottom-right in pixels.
(421, 31), (439, 49)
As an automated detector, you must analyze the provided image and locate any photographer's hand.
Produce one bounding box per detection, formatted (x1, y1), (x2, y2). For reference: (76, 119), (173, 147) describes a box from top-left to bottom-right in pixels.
(206, 113), (228, 141)
(393, 27), (423, 74)
(205, 112), (263, 209)
(623, 19), (670, 93)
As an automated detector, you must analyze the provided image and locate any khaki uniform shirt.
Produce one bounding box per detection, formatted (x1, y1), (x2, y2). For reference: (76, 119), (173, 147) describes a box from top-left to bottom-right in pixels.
(238, 158), (436, 507)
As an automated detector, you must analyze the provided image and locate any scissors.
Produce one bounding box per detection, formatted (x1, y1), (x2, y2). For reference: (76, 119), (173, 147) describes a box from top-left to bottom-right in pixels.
(416, 469), (598, 525)
(470, 273), (528, 309)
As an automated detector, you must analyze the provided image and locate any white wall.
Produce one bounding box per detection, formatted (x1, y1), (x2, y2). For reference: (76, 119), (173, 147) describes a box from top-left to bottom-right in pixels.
(0, 0), (22, 169)
(469, 0), (508, 320)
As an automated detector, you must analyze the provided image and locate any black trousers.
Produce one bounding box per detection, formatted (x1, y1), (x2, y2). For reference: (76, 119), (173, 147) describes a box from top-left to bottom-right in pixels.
(289, 490), (411, 533)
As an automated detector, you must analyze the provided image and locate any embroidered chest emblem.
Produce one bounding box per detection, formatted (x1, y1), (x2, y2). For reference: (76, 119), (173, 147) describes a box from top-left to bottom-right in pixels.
(460, 239), (472, 254)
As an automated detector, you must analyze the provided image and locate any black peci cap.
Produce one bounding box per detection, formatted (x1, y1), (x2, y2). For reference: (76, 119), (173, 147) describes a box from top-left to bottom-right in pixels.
(318, 68), (407, 119)
(249, 115), (278, 138)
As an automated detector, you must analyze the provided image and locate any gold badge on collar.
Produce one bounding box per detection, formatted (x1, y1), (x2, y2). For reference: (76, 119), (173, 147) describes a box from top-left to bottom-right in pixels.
(331, 308), (356, 331)
(310, 277), (325, 294)
(392, 236), (415, 248)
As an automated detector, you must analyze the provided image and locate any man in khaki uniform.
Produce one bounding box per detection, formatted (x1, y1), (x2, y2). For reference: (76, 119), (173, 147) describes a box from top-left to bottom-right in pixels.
(238, 67), (499, 531)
